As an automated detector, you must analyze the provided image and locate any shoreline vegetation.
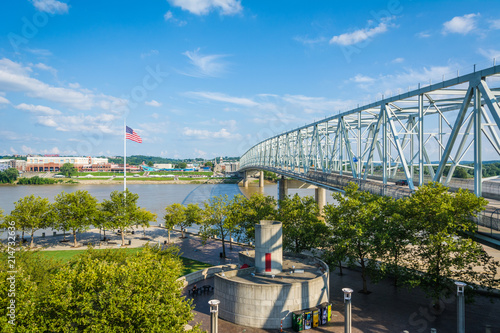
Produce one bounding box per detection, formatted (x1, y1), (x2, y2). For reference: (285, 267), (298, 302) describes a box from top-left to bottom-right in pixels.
(0, 177), (243, 186)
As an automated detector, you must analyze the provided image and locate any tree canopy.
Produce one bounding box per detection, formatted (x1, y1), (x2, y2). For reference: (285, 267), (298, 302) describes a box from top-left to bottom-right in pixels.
(0, 245), (203, 332)
(9, 195), (53, 248)
(53, 191), (98, 247)
(59, 163), (77, 178)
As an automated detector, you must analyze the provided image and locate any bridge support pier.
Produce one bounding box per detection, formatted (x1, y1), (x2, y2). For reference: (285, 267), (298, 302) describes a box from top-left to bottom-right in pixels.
(259, 171), (264, 188)
(243, 172), (249, 188)
(278, 176), (288, 201)
(315, 187), (326, 215)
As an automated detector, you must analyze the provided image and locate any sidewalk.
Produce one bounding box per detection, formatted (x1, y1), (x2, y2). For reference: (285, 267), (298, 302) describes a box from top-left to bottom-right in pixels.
(180, 236), (500, 333)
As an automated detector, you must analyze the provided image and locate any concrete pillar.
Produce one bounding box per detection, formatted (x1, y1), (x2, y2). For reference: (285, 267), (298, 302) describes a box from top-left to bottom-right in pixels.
(243, 171), (249, 188)
(315, 187), (326, 215)
(259, 171), (264, 188)
(278, 176), (288, 201)
(255, 221), (282, 275)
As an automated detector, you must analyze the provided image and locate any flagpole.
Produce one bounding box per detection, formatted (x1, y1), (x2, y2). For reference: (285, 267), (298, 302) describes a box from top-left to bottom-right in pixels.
(124, 118), (127, 192)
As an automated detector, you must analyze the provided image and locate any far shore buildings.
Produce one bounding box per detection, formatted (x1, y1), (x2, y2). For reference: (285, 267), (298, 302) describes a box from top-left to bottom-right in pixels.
(26, 156), (111, 172)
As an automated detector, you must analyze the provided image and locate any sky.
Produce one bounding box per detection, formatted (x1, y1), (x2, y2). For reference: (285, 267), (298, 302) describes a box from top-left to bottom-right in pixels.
(0, 0), (499, 160)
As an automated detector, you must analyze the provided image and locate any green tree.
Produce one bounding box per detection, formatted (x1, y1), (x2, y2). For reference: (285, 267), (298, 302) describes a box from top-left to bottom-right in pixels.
(225, 194), (248, 249)
(9, 195), (53, 248)
(164, 203), (186, 243)
(183, 203), (203, 237)
(453, 166), (469, 178)
(373, 196), (417, 287)
(205, 161), (213, 167)
(239, 193), (277, 243)
(136, 207), (157, 236)
(406, 182), (498, 305)
(324, 182), (381, 293)
(53, 190), (98, 247)
(176, 162), (188, 169)
(59, 163), (77, 178)
(278, 194), (327, 254)
(200, 195), (233, 258)
(101, 189), (142, 246)
(147, 161), (154, 167)
(0, 246), (203, 332)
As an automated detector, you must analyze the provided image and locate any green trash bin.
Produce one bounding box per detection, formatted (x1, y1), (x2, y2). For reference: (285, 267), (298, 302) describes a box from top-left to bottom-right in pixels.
(292, 310), (304, 332)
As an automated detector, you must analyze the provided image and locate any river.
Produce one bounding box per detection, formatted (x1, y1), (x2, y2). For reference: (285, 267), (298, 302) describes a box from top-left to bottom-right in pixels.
(0, 183), (336, 238)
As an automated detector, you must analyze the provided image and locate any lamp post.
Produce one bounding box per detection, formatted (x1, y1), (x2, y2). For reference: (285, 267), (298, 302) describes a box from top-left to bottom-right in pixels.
(342, 288), (353, 333)
(455, 282), (466, 333)
(208, 299), (220, 333)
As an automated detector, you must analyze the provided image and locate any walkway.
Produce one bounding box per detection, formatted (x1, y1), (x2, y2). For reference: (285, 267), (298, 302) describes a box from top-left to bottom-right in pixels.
(180, 235), (500, 333)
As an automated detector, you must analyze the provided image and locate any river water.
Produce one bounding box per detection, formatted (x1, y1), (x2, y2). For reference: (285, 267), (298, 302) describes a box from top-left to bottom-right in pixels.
(0, 183), (336, 238)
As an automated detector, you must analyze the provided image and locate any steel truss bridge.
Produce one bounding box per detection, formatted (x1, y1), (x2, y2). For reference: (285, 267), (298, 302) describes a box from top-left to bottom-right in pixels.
(239, 65), (500, 198)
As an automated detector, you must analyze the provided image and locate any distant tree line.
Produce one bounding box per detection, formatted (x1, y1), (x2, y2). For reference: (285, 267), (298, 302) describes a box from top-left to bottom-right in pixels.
(17, 176), (57, 185)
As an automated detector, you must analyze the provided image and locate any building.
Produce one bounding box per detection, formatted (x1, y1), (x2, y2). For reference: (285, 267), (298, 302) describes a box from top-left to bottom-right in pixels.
(153, 163), (173, 169)
(26, 156), (110, 172)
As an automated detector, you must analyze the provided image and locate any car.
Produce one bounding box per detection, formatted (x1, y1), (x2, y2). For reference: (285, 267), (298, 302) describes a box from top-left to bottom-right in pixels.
(395, 179), (409, 186)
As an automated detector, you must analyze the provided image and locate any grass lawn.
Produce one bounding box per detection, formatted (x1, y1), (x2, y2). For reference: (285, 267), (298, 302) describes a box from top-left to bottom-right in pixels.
(36, 248), (212, 276)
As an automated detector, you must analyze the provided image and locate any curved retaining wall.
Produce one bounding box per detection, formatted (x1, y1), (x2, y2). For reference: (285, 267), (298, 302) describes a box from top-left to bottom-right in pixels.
(214, 255), (330, 329)
(177, 264), (239, 288)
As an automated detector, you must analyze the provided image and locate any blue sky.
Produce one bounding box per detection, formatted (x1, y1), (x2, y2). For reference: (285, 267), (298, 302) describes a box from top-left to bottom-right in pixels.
(0, 0), (499, 159)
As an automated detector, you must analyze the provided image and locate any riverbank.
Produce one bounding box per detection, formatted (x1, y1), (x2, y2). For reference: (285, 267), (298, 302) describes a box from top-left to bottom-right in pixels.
(1, 178), (242, 186)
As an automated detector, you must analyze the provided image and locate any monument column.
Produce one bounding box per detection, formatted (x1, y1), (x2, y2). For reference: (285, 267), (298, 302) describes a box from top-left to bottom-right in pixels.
(255, 221), (282, 275)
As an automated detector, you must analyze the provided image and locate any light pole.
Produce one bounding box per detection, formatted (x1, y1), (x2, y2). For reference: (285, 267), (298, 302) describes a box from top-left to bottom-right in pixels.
(455, 282), (466, 333)
(343, 288), (353, 333)
(208, 299), (220, 333)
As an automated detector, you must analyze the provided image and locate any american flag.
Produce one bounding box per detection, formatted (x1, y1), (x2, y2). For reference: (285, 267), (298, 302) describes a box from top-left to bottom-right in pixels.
(126, 126), (142, 143)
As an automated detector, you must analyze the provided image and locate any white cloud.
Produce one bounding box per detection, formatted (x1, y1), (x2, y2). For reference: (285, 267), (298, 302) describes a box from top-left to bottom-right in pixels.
(140, 50), (159, 59)
(31, 0), (68, 14)
(26, 48), (52, 56)
(185, 91), (259, 107)
(0, 96), (9, 104)
(33, 63), (57, 76)
(330, 18), (394, 45)
(478, 48), (500, 60)
(348, 64), (459, 95)
(194, 148), (207, 157)
(15, 103), (62, 115)
(416, 31), (431, 38)
(392, 57), (404, 64)
(350, 74), (375, 83)
(490, 19), (500, 30)
(10, 147), (17, 154)
(442, 13), (478, 35)
(182, 48), (229, 77)
(37, 116), (58, 127)
(68, 82), (80, 89)
(21, 145), (35, 154)
(294, 36), (328, 46)
(0, 58), (125, 111)
(160, 150), (169, 157)
(164, 11), (187, 26)
(145, 100), (162, 107)
(183, 127), (234, 139)
(167, 0), (242, 16)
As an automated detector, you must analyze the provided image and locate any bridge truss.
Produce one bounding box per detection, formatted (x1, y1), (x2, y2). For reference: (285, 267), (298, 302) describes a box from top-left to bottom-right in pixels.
(240, 65), (500, 196)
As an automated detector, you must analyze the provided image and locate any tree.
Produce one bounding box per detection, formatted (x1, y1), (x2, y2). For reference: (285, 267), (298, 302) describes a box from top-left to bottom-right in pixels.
(225, 195), (247, 249)
(164, 203), (185, 243)
(183, 203), (203, 238)
(373, 196), (417, 287)
(239, 193), (277, 243)
(324, 182), (381, 293)
(147, 161), (154, 167)
(101, 189), (143, 246)
(0, 245), (203, 332)
(200, 195), (233, 258)
(277, 194), (327, 254)
(406, 182), (498, 305)
(53, 191), (98, 247)
(136, 207), (157, 236)
(176, 162), (187, 169)
(205, 161), (213, 167)
(59, 163), (77, 178)
(8, 195), (53, 248)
